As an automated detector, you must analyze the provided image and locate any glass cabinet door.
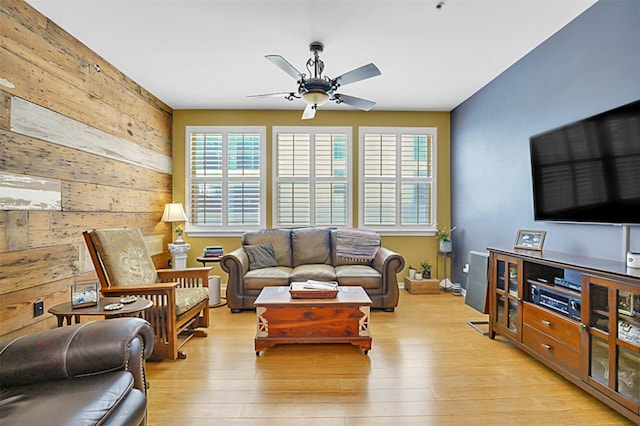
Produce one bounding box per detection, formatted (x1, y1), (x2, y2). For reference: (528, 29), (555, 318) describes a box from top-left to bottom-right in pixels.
(616, 290), (639, 406)
(587, 278), (640, 409)
(493, 255), (521, 340)
(588, 282), (610, 387)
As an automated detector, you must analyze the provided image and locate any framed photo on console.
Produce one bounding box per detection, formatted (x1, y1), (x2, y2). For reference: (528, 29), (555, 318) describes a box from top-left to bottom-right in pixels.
(514, 229), (546, 251)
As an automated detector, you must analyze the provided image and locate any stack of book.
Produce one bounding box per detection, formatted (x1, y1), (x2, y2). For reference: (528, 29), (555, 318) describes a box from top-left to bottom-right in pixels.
(203, 246), (224, 258)
(289, 280), (339, 299)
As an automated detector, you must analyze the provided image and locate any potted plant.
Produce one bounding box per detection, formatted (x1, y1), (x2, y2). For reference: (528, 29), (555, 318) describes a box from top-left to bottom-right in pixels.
(408, 265), (416, 279)
(436, 226), (456, 253)
(420, 260), (432, 279)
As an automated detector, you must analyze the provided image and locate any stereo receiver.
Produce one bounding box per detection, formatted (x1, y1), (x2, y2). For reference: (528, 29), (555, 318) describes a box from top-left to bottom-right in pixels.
(530, 284), (581, 320)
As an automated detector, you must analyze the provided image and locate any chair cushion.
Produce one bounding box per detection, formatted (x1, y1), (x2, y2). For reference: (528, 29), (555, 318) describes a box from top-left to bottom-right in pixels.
(175, 287), (209, 316)
(244, 243), (279, 270)
(90, 227), (159, 286)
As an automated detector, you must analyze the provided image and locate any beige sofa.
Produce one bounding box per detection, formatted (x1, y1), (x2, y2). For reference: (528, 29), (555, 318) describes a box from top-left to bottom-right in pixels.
(220, 227), (405, 312)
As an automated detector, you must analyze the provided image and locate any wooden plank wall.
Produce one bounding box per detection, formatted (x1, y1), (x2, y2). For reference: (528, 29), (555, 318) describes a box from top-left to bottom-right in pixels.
(0, 0), (174, 339)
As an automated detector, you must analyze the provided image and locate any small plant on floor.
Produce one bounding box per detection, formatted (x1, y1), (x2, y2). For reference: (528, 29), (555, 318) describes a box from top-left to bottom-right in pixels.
(420, 261), (431, 279)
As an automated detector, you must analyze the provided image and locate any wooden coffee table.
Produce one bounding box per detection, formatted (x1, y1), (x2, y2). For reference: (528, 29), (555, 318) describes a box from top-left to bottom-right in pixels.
(253, 286), (372, 355)
(48, 297), (153, 327)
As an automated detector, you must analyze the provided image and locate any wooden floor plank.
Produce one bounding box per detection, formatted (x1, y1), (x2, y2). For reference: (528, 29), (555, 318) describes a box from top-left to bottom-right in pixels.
(145, 290), (633, 425)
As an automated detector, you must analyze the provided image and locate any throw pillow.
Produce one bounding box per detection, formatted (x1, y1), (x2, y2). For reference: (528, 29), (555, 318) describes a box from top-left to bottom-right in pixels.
(244, 243), (279, 270)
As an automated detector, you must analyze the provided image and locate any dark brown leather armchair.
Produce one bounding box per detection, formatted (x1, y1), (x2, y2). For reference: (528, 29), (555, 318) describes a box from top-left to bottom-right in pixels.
(0, 318), (154, 426)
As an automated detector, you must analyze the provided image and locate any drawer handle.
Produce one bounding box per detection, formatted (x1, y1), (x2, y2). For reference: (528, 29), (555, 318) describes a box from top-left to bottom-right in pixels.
(541, 343), (552, 351)
(541, 320), (552, 328)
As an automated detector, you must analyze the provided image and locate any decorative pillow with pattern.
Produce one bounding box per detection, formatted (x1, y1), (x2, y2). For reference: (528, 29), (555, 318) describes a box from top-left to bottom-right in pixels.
(244, 243), (279, 270)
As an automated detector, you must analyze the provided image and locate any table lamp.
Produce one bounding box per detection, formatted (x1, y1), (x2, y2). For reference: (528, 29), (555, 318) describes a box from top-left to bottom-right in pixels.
(161, 202), (188, 244)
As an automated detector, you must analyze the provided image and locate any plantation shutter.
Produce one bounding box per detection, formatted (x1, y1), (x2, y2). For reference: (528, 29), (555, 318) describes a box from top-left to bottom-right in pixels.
(187, 127), (265, 234)
(274, 128), (351, 227)
(361, 128), (436, 231)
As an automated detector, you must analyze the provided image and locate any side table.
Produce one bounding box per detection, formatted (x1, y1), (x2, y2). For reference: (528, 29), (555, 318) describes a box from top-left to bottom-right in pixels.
(196, 256), (221, 267)
(48, 297), (153, 327)
(436, 251), (454, 291)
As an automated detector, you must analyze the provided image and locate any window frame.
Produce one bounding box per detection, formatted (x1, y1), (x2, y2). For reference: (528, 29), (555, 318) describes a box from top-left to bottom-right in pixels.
(185, 125), (267, 237)
(272, 126), (353, 228)
(358, 126), (438, 236)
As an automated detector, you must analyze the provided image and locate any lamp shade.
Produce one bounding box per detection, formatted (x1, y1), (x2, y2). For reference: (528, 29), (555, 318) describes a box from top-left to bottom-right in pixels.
(161, 203), (188, 223)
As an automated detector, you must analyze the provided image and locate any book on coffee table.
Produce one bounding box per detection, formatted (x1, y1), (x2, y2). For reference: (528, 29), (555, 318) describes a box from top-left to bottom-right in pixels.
(289, 280), (339, 298)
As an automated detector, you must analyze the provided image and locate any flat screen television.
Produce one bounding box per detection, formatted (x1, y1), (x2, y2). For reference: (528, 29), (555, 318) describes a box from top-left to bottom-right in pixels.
(529, 99), (640, 224)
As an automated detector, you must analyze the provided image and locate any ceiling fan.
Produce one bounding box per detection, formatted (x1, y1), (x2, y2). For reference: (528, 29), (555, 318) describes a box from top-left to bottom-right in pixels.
(249, 42), (382, 120)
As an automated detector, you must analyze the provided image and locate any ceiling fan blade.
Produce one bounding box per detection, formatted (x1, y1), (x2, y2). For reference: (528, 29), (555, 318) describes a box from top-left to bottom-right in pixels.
(266, 55), (304, 81)
(334, 94), (376, 111)
(302, 104), (316, 120)
(247, 92), (296, 99)
(333, 63), (381, 87)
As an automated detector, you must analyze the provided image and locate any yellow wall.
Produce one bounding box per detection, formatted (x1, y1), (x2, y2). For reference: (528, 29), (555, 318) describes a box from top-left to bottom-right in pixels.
(172, 109), (451, 279)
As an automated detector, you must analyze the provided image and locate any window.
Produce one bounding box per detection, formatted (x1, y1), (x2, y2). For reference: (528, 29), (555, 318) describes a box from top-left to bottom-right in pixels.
(186, 126), (266, 235)
(273, 127), (352, 227)
(359, 127), (437, 234)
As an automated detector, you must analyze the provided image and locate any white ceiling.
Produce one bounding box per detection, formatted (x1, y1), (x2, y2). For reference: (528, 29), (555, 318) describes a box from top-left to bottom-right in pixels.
(26, 0), (597, 113)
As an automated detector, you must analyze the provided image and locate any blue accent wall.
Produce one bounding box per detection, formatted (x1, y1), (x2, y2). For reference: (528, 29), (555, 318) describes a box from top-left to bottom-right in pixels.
(450, 0), (640, 287)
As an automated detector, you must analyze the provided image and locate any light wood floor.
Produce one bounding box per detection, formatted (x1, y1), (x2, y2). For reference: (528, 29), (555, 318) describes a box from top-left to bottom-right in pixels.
(145, 290), (633, 425)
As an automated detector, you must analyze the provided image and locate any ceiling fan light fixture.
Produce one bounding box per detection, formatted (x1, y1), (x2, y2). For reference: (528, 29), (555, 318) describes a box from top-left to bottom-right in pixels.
(302, 91), (330, 106)
(252, 43), (381, 119)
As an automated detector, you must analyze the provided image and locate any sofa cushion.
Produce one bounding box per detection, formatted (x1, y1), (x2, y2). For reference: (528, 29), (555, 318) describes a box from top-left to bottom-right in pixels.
(90, 227), (159, 286)
(290, 264), (337, 283)
(244, 243), (279, 270)
(291, 227), (331, 267)
(242, 229), (292, 267)
(0, 372), (142, 426)
(335, 264), (382, 289)
(244, 266), (292, 290)
(175, 287), (209, 316)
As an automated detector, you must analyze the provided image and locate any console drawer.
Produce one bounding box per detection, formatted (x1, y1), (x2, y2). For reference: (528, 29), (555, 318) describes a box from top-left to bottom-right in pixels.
(523, 302), (581, 350)
(523, 325), (580, 376)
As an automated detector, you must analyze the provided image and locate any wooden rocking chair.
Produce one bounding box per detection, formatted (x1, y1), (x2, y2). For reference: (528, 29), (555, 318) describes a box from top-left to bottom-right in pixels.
(83, 227), (211, 360)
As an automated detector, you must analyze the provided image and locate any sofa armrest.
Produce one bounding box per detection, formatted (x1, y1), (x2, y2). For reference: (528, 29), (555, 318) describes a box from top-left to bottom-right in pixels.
(220, 247), (249, 309)
(0, 318), (154, 389)
(372, 246), (405, 291)
(372, 246), (405, 273)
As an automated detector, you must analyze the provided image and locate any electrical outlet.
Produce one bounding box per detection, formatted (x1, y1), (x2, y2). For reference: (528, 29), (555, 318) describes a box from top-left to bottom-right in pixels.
(34, 300), (44, 317)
